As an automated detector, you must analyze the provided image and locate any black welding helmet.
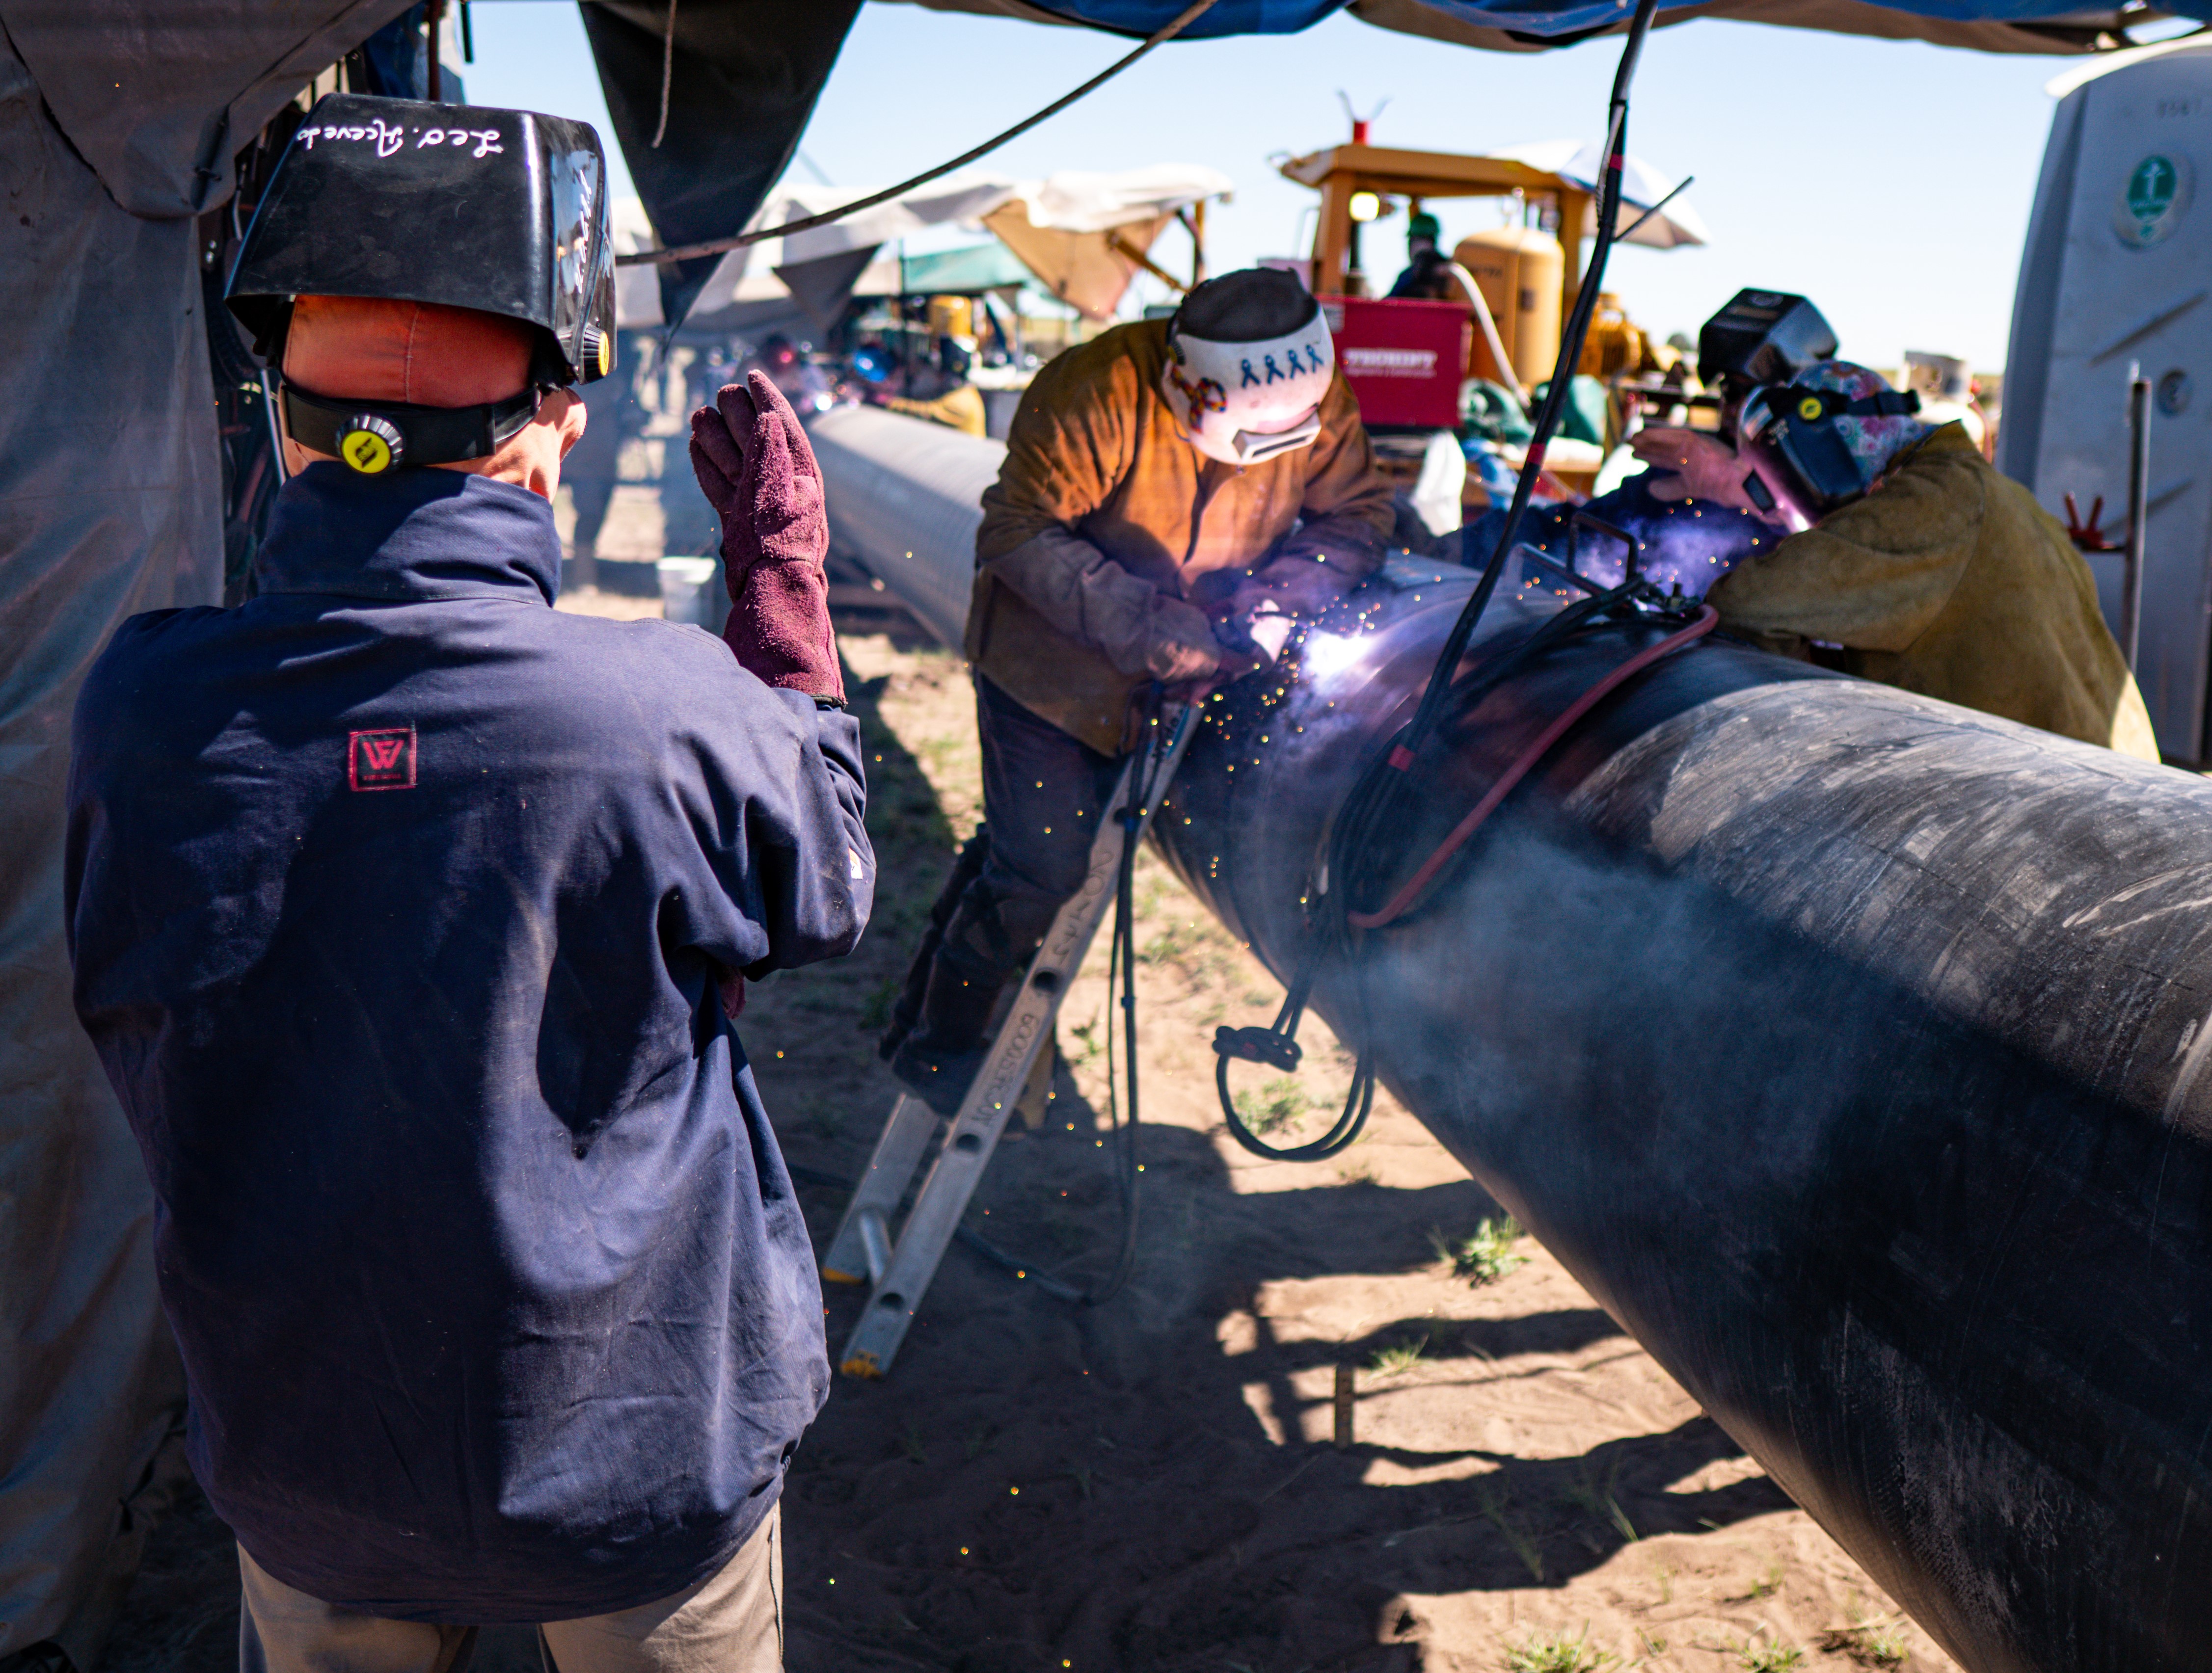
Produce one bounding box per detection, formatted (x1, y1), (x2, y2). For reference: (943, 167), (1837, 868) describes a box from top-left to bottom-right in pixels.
(226, 93), (615, 469)
(1735, 362), (1925, 532)
(1697, 289), (1838, 394)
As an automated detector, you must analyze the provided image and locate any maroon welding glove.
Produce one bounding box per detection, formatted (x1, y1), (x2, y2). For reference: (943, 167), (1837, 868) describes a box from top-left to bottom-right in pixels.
(689, 370), (845, 704)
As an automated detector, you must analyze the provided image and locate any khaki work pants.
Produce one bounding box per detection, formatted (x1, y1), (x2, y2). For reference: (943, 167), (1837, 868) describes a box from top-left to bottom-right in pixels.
(237, 1504), (782, 1673)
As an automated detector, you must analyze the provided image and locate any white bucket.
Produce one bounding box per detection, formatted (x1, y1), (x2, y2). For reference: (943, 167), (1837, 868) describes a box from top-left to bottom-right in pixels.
(657, 557), (722, 628)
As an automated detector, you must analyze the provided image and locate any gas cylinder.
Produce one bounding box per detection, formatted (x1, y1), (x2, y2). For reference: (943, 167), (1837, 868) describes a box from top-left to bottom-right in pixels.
(1454, 225), (1563, 387)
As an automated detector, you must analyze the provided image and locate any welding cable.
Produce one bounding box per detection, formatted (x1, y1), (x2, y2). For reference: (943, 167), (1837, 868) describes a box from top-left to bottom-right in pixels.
(1345, 605), (1719, 931)
(1287, 0), (1664, 976)
(1323, 587), (1628, 920)
(1395, 0), (1662, 768)
(619, 0), (1222, 269)
(1213, 588), (1638, 1162)
(1219, 1036), (1376, 1162)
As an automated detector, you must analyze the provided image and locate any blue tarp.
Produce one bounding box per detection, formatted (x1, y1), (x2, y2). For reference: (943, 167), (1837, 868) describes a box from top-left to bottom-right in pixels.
(967, 0), (2212, 50)
(1022, 0), (2212, 33)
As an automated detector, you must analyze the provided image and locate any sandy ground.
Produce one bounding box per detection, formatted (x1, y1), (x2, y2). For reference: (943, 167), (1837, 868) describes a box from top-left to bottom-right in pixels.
(98, 580), (1964, 1673)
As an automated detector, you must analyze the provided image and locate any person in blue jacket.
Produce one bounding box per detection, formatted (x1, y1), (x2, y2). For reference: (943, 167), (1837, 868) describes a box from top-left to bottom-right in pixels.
(62, 98), (869, 1672)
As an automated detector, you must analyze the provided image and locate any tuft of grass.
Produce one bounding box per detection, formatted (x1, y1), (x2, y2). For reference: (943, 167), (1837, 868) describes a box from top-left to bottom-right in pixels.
(963, 1423), (994, 1461)
(1138, 918), (1200, 965)
(897, 1420), (927, 1465)
(1651, 1563), (1674, 1604)
(1235, 1075), (1313, 1137)
(1369, 1329), (1430, 1376)
(1564, 1461), (1637, 1544)
(1744, 1560), (1785, 1600)
(1476, 1478), (1546, 1581)
(1504, 1625), (1615, 1673)
(1861, 1632), (1910, 1668)
(1738, 1636), (1805, 1673)
(1432, 1217), (1530, 1286)
(1820, 1622), (1911, 1668)
(1067, 1012), (1107, 1070)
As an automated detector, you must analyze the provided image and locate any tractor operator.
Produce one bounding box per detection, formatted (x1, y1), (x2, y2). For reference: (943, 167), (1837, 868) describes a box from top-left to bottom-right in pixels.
(879, 266), (1395, 1115)
(1631, 357), (2160, 762)
(1387, 210), (1459, 301)
(65, 97), (870, 1671)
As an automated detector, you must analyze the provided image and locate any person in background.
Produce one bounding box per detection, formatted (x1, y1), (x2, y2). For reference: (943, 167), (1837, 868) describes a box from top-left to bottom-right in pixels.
(1387, 209), (1460, 301)
(65, 96), (871, 1672)
(881, 335), (988, 437)
(877, 266), (1394, 1114)
(748, 332), (837, 416)
(1634, 360), (2160, 761)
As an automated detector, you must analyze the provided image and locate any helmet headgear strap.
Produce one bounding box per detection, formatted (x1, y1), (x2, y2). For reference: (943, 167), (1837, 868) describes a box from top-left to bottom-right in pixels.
(282, 383), (542, 475)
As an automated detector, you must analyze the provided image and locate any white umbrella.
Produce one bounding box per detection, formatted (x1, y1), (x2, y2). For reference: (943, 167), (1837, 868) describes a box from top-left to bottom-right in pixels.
(1492, 139), (1710, 249)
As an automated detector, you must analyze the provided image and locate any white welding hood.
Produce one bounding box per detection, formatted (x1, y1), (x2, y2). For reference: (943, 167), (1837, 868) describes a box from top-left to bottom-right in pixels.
(1161, 295), (1335, 466)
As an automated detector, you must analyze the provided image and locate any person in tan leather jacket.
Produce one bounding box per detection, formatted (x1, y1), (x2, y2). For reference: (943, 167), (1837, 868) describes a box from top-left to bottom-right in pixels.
(1632, 360), (2159, 763)
(880, 336), (988, 437)
(880, 267), (1394, 1113)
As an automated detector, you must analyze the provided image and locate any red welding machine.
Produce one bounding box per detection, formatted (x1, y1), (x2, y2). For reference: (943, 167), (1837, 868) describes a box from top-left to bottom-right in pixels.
(1320, 295), (1471, 431)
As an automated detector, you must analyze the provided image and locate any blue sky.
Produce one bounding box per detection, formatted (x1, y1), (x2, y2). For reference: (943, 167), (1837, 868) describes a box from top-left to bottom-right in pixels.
(461, 0), (2103, 370)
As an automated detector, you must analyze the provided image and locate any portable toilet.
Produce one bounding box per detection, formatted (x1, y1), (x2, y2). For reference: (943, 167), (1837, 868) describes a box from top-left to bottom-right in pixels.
(2003, 39), (2212, 761)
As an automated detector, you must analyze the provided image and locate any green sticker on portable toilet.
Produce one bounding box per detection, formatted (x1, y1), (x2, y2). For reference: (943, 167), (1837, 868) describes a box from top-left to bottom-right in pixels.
(2117, 153), (2191, 247)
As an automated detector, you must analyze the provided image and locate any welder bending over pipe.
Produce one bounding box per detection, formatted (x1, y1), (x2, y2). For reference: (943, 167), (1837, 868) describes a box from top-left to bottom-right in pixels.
(877, 266), (1396, 1116)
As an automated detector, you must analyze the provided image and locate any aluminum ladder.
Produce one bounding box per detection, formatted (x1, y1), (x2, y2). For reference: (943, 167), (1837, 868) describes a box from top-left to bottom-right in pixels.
(823, 703), (1195, 1377)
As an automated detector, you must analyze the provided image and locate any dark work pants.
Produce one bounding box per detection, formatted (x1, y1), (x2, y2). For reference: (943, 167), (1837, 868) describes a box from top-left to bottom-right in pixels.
(947, 675), (1126, 981)
(886, 678), (1126, 1060)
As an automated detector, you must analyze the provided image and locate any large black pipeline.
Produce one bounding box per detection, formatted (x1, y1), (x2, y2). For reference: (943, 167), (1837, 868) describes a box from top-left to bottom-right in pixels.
(1153, 559), (2212, 1673)
(807, 404), (2212, 1669)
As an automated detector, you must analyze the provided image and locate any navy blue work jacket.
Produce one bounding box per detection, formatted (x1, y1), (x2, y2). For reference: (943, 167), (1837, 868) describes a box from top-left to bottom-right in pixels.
(65, 464), (872, 1621)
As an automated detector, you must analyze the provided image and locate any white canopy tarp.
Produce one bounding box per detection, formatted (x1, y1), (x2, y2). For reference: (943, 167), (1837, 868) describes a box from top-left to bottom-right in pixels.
(615, 173), (1015, 330)
(983, 163), (1232, 321)
(616, 164), (1235, 330)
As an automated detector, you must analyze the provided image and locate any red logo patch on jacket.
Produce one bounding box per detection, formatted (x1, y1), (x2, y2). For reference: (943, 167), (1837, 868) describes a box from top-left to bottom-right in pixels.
(348, 727), (417, 791)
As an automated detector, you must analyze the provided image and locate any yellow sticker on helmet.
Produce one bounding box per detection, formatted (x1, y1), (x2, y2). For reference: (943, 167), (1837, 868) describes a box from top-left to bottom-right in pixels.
(1797, 395), (1825, 423)
(341, 429), (393, 473)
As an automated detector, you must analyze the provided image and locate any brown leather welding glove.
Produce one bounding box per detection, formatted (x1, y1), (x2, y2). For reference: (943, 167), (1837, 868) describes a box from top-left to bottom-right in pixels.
(689, 370), (845, 704)
(1214, 553), (1361, 629)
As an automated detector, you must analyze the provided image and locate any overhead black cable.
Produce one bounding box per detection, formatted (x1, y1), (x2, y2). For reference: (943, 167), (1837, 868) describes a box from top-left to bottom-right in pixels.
(617, 0), (1221, 267)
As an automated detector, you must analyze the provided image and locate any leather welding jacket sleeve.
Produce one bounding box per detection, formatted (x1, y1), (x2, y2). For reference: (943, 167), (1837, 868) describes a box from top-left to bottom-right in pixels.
(1705, 424), (2160, 761)
(986, 525), (1221, 681)
(968, 319), (1393, 751)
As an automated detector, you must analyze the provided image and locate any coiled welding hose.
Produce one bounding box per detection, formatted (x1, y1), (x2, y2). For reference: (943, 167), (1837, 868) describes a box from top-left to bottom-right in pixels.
(1216, 0), (1710, 1162)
